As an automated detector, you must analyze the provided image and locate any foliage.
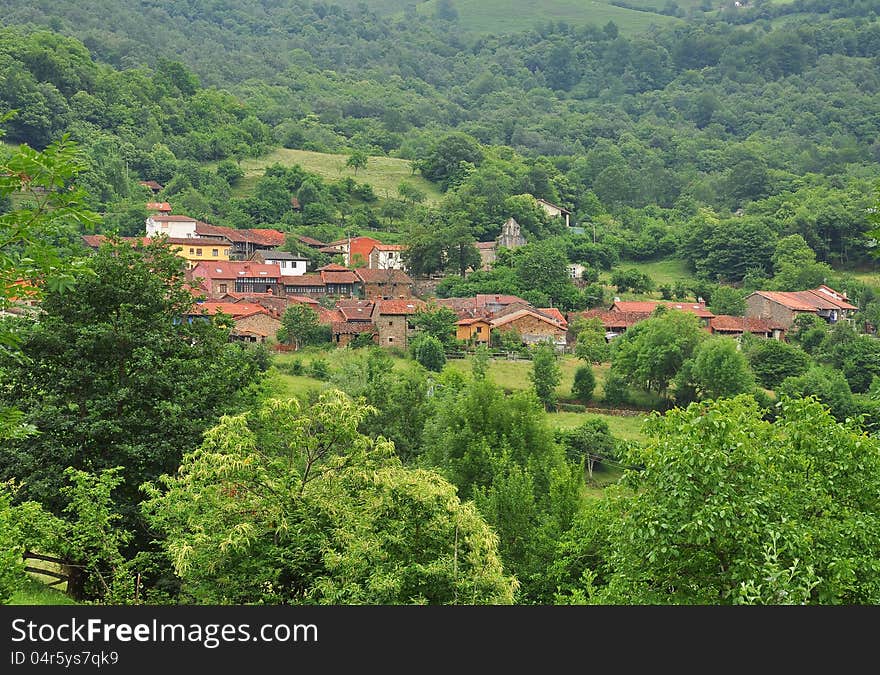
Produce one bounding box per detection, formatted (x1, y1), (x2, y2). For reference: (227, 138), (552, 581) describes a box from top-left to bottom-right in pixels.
(571, 364), (596, 402)
(277, 304), (324, 350)
(529, 342), (562, 410)
(746, 339), (811, 389)
(709, 285), (746, 316)
(412, 334), (447, 372)
(0, 131), (98, 440)
(610, 310), (706, 397)
(574, 318), (609, 364)
(142, 393), (517, 604)
(0, 238), (263, 543)
(411, 305), (459, 345)
(674, 337), (754, 403)
(560, 396), (880, 605)
(610, 267), (654, 294)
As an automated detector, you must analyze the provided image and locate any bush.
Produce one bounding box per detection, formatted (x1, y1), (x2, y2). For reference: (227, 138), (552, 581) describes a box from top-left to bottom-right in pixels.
(309, 358), (331, 380)
(603, 373), (630, 406)
(748, 340), (810, 389)
(558, 403), (587, 413)
(277, 359), (304, 376)
(412, 335), (446, 372)
(572, 365), (596, 402)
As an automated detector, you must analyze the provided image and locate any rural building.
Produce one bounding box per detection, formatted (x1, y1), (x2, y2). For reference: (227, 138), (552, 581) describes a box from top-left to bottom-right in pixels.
(490, 307), (567, 350)
(536, 198), (571, 228)
(189, 261), (281, 298)
(355, 268), (413, 301)
(475, 241), (496, 271)
(496, 217), (527, 250)
(146, 202), (172, 214)
(745, 285), (858, 330)
(186, 301), (282, 343)
(374, 299), (426, 350)
(251, 251), (308, 276)
(145, 214), (199, 238)
(709, 315), (783, 340)
(368, 244), (407, 270)
(82, 234), (232, 269)
(282, 274), (326, 296)
(456, 317), (492, 345)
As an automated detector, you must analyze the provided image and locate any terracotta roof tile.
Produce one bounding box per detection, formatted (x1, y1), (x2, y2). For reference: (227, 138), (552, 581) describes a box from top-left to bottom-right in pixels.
(376, 299), (426, 315)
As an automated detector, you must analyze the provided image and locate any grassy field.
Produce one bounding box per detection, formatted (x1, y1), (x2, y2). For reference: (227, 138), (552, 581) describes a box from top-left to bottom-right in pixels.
(415, 0), (681, 36)
(10, 577), (78, 605)
(223, 148), (442, 205)
(547, 409), (651, 443)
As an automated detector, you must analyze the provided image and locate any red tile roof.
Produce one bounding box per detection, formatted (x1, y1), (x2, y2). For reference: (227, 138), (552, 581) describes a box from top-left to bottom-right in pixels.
(282, 274), (325, 287)
(751, 286), (858, 312)
(338, 301), (375, 321)
(579, 309), (651, 330)
(490, 308), (566, 330)
(190, 302), (269, 319)
(297, 235), (326, 247)
(146, 202), (172, 212)
(139, 180), (163, 190)
(286, 295), (320, 305)
(538, 308), (567, 326)
(370, 244), (406, 251)
(611, 300), (714, 318)
(354, 268), (412, 284)
(475, 294), (530, 307)
(191, 261), (281, 279)
(321, 270), (360, 284)
(375, 299), (426, 315)
(150, 214), (198, 222)
(331, 321), (377, 334)
(317, 263), (350, 271)
(710, 315), (779, 334)
(457, 317), (491, 326)
(193, 222), (285, 247)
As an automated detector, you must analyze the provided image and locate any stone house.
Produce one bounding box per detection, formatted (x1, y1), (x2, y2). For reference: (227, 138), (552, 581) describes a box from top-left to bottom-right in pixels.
(745, 285), (858, 330)
(490, 308), (567, 350)
(374, 299), (426, 350)
(355, 268), (413, 301)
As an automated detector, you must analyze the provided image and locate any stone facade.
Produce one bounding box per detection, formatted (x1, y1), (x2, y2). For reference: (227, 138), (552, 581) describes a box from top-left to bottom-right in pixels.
(745, 294), (798, 330)
(493, 313), (567, 348)
(376, 314), (413, 349)
(497, 217), (527, 250)
(232, 312), (282, 342)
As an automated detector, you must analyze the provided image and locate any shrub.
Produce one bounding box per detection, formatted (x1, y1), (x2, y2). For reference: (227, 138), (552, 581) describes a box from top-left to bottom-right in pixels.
(309, 357), (331, 380)
(572, 365), (596, 402)
(603, 373), (630, 406)
(412, 335), (446, 372)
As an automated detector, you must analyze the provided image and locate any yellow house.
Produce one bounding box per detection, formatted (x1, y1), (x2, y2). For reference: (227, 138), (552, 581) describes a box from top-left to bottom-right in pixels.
(82, 234), (232, 270)
(167, 237), (232, 268)
(456, 317), (491, 344)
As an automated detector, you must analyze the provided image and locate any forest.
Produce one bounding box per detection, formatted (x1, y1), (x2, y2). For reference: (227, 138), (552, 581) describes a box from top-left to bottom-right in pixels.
(3, 0), (880, 606)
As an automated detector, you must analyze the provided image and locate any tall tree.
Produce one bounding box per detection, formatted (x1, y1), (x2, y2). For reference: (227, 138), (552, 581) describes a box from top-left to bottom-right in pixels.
(142, 392), (517, 604)
(0, 237), (263, 538)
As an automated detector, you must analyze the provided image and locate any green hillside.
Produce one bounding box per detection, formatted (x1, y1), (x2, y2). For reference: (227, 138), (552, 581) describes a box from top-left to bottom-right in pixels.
(415, 0), (682, 35)
(227, 148), (443, 205)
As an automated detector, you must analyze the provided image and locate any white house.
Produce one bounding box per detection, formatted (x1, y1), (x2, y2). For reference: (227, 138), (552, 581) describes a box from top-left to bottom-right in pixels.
(369, 244), (407, 271)
(536, 198), (571, 228)
(252, 251), (308, 276)
(146, 214), (198, 238)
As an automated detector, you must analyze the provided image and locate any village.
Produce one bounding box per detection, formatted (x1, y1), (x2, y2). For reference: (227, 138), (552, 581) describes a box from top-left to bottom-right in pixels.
(80, 199), (863, 355)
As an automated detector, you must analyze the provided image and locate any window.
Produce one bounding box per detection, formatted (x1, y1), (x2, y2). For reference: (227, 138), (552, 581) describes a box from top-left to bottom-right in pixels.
(388, 337), (393, 343)
(219, 284), (227, 293)
(196, 249), (203, 256)
(388, 321), (393, 326)
(189, 248), (195, 254)
(212, 249), (219, 257)
(476, 326), (482, 334)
